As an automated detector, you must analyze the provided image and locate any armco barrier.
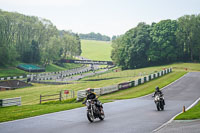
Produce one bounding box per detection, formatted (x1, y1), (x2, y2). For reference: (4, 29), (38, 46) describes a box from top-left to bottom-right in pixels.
(141, 78), (144, 84)
(93, 88), (101, 96)
(77, 90), (87, 101)
(146, 76), (149, 82)
(100, 85), (118, 95)
(118, 82), (132, 90)
(135, 80), (138, 86)
(0, 97), (21, 107)
(76, 68), (172, 101)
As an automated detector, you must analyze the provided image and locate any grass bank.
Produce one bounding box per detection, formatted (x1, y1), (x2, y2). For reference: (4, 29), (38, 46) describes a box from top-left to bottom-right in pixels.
(45, 63), (82, 72)
(81, 40), (112, 61)
(0, 68), (27, 77)
(175, 101), (200, 120)
(0, 101), (83, 123)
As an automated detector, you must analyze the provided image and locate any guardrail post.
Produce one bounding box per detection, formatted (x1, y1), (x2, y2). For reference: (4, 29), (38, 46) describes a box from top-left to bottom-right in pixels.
(149, 75), (151, 80)
(144, 77), (147, 83)
(0, 99), (2, 107)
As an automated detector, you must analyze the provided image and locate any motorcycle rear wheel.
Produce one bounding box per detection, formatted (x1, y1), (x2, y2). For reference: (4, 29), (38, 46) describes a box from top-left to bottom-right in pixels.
(99, 110), (105, 120)
(160, 104), (164, 110)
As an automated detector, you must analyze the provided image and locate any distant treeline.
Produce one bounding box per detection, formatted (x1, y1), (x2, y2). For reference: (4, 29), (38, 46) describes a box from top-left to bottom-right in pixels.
(0, 9), (81, 66)
(111, 14), (200, 69)
(79, 32), (110, 41)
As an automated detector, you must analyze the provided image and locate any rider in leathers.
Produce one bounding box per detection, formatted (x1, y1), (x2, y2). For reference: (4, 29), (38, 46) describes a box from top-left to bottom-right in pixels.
(153, 86), (165, 105)
(83, 88), (103, 114)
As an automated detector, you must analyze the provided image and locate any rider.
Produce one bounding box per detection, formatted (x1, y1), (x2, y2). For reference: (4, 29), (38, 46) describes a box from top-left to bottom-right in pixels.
(83, 88), (103, 113)
(153, 86), (165, 105)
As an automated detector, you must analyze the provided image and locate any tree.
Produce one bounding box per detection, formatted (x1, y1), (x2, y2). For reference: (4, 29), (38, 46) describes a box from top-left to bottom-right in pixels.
(111, 22), (151, 69)
(176, 15), (200, 61)
(0, 9), (82, 66)
(148, 19), (178, 65)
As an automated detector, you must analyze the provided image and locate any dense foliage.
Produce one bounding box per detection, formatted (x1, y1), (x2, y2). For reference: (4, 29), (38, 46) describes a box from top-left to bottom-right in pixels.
(0, 10), (81, 66)
(79, 32), (110, 41)
(111, 14), (200, 69)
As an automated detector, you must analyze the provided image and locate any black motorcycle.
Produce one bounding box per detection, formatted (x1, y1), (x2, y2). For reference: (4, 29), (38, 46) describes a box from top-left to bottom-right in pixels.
(154, 94), (165, 111)
(85, 99), (105, 122)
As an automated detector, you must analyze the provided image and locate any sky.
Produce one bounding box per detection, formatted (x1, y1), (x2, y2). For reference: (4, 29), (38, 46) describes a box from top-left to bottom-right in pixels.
(0, 0), (200, 37)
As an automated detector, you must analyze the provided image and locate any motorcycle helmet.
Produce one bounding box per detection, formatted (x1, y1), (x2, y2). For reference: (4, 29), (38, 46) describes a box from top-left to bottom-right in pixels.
(156, 86), (159, 91)
(87, 88), (92, 94)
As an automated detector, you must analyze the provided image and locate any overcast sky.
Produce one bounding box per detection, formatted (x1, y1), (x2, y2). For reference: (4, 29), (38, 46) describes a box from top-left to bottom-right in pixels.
(0, 0), (200, 37)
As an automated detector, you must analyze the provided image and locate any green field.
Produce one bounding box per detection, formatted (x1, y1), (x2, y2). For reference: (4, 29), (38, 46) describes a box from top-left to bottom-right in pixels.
(81, 40), (112, 61)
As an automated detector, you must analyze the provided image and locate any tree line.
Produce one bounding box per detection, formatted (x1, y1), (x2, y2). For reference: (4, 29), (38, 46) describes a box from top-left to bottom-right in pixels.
(79, 32), (110, 41)
(111, 14), (200, 69)
(0, 9), (81, 66)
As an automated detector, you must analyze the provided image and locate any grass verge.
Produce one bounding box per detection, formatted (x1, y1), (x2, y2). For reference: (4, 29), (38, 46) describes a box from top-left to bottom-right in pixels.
(175, 101), (200, 120)
(0, 102), (83, 123)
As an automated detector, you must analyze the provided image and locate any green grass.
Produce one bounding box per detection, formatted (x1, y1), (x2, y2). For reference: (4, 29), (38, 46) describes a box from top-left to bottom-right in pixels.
(81, 40), (112, 61)
(45, 63), (82, 72)
(45, 64), (66, 72)
(0, 63), (82, 77)
(175, 101), (200, 120)
(0, 101), (84, 123)
(0, 68), (27, 77)
(163, 63), (200, 72)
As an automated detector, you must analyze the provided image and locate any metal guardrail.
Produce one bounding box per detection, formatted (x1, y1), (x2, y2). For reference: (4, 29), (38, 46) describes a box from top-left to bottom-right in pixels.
(0, 97), (21, 107)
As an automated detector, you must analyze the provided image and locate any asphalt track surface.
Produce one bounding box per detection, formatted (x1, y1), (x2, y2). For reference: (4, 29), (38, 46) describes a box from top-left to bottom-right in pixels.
(0, 72), (200, 133)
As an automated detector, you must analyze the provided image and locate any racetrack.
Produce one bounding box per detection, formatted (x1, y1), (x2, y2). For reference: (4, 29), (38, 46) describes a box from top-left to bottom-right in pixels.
(0, 72), (200, 133)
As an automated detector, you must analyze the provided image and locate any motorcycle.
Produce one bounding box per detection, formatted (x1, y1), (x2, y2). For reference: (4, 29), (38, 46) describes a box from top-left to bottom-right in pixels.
(85, 99), (105, 122)
(154, 94), (165, 111)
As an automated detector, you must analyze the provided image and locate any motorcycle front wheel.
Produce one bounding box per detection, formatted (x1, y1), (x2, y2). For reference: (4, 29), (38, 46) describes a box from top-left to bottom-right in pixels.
(156, 102), (160, 111)
(87, 111), (94, 122)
